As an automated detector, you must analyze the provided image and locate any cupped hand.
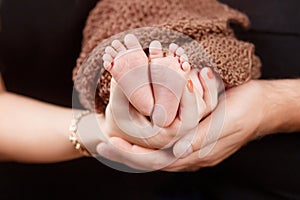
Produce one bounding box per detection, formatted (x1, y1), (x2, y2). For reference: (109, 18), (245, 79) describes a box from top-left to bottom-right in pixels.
(99, 71), (203, 149)
(94, 75), (201, 171)
(96, 68), (221, 171)
(165, 80), (269, 171)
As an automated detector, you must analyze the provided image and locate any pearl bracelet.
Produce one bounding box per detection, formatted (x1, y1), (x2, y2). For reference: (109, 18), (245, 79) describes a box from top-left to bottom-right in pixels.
(69, 110), (92, 157)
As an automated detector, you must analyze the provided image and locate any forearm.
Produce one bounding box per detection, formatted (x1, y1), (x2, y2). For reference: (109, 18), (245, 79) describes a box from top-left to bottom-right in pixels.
(259, 79), (300, 136)
(0, 92), (82, 163)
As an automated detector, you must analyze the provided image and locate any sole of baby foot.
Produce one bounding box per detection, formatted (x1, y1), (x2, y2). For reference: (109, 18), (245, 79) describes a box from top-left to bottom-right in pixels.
(102, 34), (154, 116)
(150, 41), (191, 127)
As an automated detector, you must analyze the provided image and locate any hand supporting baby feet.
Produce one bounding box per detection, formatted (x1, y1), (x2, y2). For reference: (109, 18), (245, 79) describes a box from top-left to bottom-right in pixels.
(103, 34), (154, 116)
(149, 41), (191, 127)
(103, 33), (220, 137)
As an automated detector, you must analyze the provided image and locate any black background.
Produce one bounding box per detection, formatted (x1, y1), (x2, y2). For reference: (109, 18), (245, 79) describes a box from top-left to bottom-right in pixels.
(0, 0), (299, 199)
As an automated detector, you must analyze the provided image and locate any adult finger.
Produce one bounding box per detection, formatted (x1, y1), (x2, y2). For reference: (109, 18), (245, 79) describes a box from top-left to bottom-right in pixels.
(96, 137), (176, 172)
(199, 67), (221, 115)
(108, 79), (160, 140)
(179, 69), (206, 131)
(173, 95), (227, 158)
(165, 131), (243, 172)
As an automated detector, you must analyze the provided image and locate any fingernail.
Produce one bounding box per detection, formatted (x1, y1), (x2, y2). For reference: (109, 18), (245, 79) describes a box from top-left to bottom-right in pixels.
(182, 144), (193, 158)
(174, 141), (193, 158)
(181, 145), (193, 158)
(207, 68), (214, 79)
(198, 144), (213, 159)
(187, 79), (194, 93)
(200, 67), (214, 80)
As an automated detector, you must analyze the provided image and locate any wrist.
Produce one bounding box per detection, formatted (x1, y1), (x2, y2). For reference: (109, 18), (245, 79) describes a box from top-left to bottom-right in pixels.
(75, 111), (107, 156)
(258, 79), (300, 136)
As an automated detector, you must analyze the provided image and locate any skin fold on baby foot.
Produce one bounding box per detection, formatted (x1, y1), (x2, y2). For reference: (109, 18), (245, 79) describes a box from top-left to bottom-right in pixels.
(102, 34), (154, 116)
(149, 41), (191, 127)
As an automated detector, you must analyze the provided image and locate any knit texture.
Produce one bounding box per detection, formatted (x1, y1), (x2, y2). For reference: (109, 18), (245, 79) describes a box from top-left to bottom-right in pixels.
(73, 0), (261, 113)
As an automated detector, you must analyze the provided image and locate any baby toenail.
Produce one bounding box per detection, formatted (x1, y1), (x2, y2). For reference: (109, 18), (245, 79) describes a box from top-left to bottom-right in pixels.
(182, 62), (190, 72)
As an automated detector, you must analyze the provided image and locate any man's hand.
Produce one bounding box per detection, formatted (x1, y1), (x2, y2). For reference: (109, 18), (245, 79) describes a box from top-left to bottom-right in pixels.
(167, 79), (300, 171)
(165, 80), (267, 171)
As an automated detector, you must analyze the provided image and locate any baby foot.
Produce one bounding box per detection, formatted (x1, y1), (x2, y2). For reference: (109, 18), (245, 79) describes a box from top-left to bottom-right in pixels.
(103, 34), (154, 116)
(150, 41), (191, 127)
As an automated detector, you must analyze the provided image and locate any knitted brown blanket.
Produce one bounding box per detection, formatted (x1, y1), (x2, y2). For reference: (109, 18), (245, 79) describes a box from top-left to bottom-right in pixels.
(73, 0), (261, 113)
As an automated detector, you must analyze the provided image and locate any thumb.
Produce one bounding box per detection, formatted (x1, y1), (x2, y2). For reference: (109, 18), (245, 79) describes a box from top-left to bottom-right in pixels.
(173, 103), (225, 159)
(172, 118), (209, 158)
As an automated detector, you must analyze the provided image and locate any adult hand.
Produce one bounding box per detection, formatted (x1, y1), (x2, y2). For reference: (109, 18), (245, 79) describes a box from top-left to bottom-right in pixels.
(96, 79), (300, 172)
(165, 80), (277, 171)
(96, 68), (220, 171)
(98, 71), (204, 149)
(94, 75), (202, 171)
(168, 79), (300, 171)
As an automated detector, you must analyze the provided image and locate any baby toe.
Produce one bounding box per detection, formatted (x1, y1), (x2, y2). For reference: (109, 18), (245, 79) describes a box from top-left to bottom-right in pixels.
(124, 34), (142, 50)
(149, 40), (163, 59)
(103, 61), (112, 70)
(169, 43), (179, 56)
(112, 40), (126, 52)
(175, 47), (185, 57)
(103, 53), (113, 63)
(105, 46), (118, 58)
(181, 62), (191, 72)
(102, 53), (113, 70)
(180, 54), (189, 63)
